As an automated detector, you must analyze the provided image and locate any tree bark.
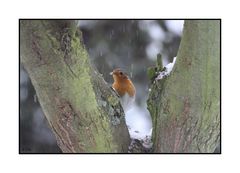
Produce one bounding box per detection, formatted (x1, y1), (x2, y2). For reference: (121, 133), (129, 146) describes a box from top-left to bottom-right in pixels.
(20, 20), (130, 153)
(147, 20), (220, 153)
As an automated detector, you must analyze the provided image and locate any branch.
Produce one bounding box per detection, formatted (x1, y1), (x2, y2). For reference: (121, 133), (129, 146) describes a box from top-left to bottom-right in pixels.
(20, 20), (130, 153)
(147, 20), (220, 153)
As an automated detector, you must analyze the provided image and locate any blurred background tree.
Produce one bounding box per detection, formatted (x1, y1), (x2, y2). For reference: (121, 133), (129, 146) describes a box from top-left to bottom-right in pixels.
(20, 20), (183, 153)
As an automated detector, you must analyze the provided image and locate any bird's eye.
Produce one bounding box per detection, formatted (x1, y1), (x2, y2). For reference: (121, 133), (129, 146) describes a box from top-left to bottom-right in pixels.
(119, 72), (123, 75)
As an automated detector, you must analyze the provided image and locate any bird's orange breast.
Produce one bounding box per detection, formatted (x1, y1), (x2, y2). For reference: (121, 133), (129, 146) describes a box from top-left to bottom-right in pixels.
(112, 78), (136, 97)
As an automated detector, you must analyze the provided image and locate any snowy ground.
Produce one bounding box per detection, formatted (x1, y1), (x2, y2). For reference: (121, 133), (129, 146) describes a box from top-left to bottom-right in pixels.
(125, 103), (153, 149)
(125, 104), (152, 139)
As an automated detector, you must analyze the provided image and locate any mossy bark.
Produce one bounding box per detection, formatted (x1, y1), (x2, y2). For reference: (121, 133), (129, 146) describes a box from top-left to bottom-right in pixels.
(20, 20), (130, 153)
(147, 20), (220, 153)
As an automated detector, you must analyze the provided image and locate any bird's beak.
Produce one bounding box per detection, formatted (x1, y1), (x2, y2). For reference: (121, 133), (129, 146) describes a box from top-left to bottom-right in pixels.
(110, 72), (113, 75)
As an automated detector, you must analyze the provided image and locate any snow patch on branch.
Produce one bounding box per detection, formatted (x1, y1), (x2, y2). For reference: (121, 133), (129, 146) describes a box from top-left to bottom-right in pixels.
(155, 56), (177, 80)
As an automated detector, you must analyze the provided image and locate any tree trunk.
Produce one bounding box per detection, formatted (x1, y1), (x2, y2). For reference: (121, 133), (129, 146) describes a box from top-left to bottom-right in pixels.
(20, 20), (130, 153)
(147, 20), (220, 153)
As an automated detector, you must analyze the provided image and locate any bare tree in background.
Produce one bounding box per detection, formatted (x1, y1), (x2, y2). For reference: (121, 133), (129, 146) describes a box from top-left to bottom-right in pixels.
(20, 20), (220, 153)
